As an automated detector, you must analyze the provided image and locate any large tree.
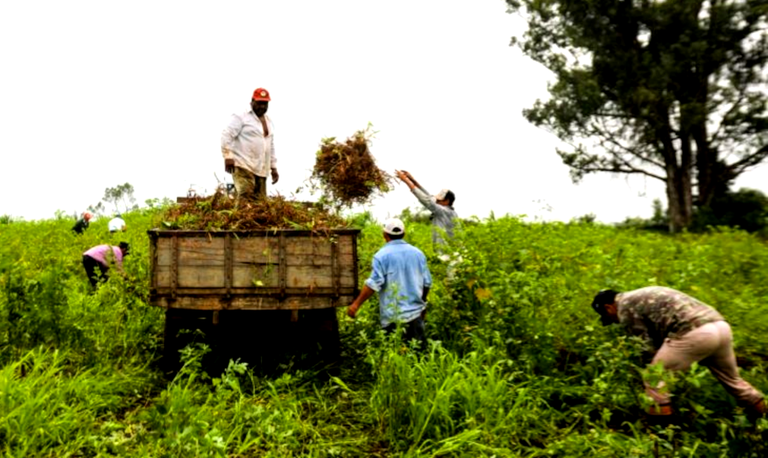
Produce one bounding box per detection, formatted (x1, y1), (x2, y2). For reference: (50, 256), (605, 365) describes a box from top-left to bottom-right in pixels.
(506, 0), (768, 232)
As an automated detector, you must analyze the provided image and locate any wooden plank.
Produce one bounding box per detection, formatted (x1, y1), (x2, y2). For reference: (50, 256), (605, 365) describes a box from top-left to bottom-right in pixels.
(153, 287), (358, 296)
(156, 237), (174, 266)
(339, 270), (357, 288)
(279, 232), (287, 298)
(232, 237), (279, 264)
(339, 251), (355, 270)
(284, 254), (333, 266)
(237, 252), (351, 267)
(286, 265), (356, 288)
(285, 238), (333, 256)
(155, 256), (355, 289)
(149, 234), (158, 290)
(156, 233), (354, 266)
(155, 268), (172, 288)
(178, 266), (226, 288)
(155, 267), (353, 289)
(352, 234), (359, 293)
(232, 265), (280, 288)
(171, 235), (179, 299)
(336, 236), (355, 256)
(332, 239), (340, 298)
(283, 238), (353, 260)
(178, 237), (226, 266)
(153, 295), (356, 310)
(148, 228), (361, 237)
(149, 229), (361, 309)
(224, 233), (233, 297)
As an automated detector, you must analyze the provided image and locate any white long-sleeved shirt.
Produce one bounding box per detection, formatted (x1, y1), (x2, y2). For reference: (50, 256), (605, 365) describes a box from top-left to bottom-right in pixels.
(221, 110), (276, 177)
(108, 217), (126, 232)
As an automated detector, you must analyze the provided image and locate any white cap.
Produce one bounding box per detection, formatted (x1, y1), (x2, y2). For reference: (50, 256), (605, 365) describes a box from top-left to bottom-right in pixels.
(383, 217), (405, 236)
(435, 189), (451, 200)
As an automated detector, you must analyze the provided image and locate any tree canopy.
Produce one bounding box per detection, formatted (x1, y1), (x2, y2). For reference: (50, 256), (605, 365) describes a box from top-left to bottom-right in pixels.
(102, 182), (137, 215)
(506, 0), (768, 232)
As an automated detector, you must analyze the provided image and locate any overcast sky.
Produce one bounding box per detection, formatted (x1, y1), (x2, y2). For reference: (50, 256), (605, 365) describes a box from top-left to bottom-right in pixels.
(2, 0), (766, 223)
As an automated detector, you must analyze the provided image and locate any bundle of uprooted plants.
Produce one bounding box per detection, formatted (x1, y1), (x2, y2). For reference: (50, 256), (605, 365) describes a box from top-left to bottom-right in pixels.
(159, 187), (348, 231)
(310, 127), (393, 206)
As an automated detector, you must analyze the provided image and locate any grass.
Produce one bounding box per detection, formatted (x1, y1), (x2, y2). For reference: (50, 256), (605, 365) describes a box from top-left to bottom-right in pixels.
(0, 210), (766, 456)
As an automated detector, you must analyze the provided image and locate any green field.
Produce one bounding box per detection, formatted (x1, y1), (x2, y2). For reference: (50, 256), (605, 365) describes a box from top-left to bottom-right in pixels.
(1, 209), (767, 457)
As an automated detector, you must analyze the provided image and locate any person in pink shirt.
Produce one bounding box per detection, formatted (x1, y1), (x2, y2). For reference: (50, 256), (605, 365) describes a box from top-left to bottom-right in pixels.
(82, 242), (130, 287)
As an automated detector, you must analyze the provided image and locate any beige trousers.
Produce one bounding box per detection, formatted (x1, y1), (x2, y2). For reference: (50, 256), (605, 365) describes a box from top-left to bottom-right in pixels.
(646, 321), (763, 407)
(233, 167), (267, 203)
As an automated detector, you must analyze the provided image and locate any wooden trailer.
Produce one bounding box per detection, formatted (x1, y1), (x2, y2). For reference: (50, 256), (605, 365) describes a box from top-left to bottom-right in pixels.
(147, 228), (361, 369)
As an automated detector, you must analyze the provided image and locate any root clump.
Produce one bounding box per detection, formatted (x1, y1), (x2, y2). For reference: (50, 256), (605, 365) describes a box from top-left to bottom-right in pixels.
(160, 188), (348, 231)
(311, 127), (392, 207)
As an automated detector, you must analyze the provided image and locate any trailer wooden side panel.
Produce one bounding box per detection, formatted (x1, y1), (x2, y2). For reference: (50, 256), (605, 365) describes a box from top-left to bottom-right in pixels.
(148, 229), (360, 310)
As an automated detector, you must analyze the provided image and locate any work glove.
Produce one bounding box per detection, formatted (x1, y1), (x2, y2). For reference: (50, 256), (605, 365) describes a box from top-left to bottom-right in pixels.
(225, 158), (235, 174)
(755, 398), (767, 415)
(646, 404), (673, 416)
(645, 404), (674, 426)
(271, 168), (279, 184)
(747, 398), (767, 422)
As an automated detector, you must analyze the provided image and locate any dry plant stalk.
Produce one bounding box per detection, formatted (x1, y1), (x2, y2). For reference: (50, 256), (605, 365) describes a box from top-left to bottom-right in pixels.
(311, 127), (392, 206)
(159, 187), (348, 231)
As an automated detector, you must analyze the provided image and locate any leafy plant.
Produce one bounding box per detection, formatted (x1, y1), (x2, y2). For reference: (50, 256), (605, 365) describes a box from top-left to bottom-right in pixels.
(0, 207), (767, 456)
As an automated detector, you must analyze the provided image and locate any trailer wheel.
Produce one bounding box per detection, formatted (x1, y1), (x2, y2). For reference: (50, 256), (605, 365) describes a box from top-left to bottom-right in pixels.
(304, 308), (341, 370)
(162, 309), (216, 372)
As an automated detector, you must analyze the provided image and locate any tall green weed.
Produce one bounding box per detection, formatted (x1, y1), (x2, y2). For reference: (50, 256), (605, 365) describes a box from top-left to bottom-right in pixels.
(1, 211), (767, 456)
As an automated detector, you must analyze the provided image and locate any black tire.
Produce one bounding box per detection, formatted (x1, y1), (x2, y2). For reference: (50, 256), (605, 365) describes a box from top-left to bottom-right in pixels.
(162, 308), (216, 372)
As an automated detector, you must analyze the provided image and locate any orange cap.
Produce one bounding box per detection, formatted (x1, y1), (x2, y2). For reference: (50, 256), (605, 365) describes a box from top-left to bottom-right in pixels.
(252, 88), (271, 101)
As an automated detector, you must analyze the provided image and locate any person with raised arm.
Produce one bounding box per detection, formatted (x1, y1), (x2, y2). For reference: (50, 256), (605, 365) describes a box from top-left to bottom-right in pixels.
(395, 170), (457, 248)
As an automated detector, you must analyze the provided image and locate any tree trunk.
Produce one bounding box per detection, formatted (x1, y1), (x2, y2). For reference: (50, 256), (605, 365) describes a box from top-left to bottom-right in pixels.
(694, 129), (714, 206)
(659, 108), (694, 233)
(666, 165), (693, 233)
(667, 175), (683, 233)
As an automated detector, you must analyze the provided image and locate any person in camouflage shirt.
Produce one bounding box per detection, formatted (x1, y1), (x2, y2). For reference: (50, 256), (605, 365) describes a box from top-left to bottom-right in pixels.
(592, 286), (765, 418)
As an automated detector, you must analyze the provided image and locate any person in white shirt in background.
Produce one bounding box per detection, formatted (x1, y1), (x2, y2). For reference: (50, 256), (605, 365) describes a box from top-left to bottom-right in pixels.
(108, 214), (126, 233)
(221, 87), (279, 203)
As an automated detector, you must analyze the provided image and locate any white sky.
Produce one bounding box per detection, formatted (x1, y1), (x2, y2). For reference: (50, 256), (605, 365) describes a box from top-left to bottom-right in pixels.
(1, 0), (766, 223)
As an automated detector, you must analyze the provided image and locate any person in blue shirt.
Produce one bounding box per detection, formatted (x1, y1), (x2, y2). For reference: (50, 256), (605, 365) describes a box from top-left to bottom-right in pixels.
(347, 218), (432, 349)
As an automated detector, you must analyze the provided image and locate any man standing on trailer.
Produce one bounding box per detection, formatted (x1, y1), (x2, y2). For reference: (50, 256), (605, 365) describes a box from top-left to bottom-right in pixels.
(221, 88), (279, 203)
(591, 286), (766, 419)
(347, 218), (432, 350)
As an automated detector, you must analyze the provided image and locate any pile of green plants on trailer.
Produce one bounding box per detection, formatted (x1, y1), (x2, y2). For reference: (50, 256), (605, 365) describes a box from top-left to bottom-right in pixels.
(0, 209), (766, 457)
